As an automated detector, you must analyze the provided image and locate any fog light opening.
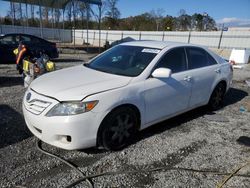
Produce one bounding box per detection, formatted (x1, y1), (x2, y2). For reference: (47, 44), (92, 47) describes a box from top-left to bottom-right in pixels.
(59, 135), (72, 144)
(66, 136), (72, 142)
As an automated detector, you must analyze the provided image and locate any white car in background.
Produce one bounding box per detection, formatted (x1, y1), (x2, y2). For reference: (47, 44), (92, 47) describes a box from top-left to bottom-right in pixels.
(22, 41), (233, 151)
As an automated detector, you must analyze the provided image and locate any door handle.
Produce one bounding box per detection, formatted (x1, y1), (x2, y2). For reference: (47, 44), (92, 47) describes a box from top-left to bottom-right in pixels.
(184, 76), (192, 82)
(215, 68), (221, 73)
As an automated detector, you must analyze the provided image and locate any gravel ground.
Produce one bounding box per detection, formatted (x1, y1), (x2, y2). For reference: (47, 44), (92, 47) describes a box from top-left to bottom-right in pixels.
(0, 54), (250, 188)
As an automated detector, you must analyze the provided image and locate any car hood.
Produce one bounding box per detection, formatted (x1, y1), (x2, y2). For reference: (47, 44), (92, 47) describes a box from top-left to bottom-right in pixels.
(30, 65), (132, 101)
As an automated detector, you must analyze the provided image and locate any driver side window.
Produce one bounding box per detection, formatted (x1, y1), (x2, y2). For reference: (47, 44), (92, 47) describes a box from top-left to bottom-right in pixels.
(155, 47), (187, 73)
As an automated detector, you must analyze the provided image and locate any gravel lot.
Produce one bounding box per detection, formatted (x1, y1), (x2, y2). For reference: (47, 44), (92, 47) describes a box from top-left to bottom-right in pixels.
(0, 54), (250, 188)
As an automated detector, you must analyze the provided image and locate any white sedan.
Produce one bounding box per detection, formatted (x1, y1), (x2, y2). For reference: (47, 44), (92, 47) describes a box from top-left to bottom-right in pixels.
(23, 41), (233, 151)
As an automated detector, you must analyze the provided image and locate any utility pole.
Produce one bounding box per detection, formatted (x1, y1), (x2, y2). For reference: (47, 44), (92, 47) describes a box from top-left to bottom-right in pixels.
(218, 23), (224, 49)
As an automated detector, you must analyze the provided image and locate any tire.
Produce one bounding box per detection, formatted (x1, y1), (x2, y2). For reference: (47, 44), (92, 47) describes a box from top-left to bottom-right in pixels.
(100, 107), (138, 151)
(208, 82), (226, 111)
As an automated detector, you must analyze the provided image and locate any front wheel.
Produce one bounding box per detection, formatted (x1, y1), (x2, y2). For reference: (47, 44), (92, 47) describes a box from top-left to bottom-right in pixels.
(208, 83), (226, 111)
(100, 107), (138, 151)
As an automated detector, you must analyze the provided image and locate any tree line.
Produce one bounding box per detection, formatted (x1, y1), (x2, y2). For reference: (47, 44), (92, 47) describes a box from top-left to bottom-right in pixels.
(0, 0), (217, 31)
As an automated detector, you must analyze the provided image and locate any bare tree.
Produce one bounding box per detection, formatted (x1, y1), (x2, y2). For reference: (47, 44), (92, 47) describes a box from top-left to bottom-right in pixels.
(54, 9), (61, 27)
(18, 3), (23, 25)
(64, 2), (72, 27)
(79, 2), (87, 26)
(150, 8), (165, 31)
(91, 0), (107, 23)
(42, 7), (50, 27)
(177, 9), (191, 31)
(104, 0), (120, 29)
(72, 1), (79, 26)
(106, 0), (120, 19)
(30, 5), (35, 19)
(178, 9), (186, 16)
(8, 2), (20, 25)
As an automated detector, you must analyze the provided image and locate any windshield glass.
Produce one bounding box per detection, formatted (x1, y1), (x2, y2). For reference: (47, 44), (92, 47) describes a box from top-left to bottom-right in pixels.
(86, 45), (160, 77)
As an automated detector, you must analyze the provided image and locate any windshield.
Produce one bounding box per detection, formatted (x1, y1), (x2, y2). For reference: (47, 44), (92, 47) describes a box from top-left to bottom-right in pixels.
(86, 45), (160, 77)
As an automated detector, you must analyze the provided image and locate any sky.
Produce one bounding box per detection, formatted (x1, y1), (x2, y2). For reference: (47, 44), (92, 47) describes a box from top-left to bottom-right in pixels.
(0, 0), (250, 27)
(116, 0), (250, 27)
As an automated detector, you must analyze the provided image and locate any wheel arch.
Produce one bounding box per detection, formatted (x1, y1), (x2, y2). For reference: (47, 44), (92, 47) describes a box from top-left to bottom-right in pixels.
(207, 79), (228, 107)
(96, 103), (142, 147)
(213, 79), (227, 93)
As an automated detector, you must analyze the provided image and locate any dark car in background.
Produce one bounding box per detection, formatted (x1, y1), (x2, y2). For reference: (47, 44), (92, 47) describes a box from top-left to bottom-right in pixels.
(0, 33), (59, 64)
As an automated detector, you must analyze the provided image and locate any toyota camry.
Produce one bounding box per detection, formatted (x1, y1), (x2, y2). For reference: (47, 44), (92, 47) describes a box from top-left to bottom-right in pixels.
(23, 41), (233, 151)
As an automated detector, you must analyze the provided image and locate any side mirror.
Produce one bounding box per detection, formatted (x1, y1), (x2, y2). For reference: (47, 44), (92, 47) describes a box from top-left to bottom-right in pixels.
(152, 68), (172, 78)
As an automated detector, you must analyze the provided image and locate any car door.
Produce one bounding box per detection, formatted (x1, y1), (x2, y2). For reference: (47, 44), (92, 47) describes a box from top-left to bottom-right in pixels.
(185, 47), (220, 108)
(143, 47), (192, 125)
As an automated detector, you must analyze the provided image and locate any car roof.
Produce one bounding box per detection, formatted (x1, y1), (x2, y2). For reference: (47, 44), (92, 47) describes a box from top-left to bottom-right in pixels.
(0, 33), (43, 39)
(119, 40), (202, 50)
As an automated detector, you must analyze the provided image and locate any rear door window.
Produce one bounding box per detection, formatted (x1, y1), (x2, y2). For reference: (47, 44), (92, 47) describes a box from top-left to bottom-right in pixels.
(207, 53), (218, 65)
(186, 47), (210, 69)
(155, 47), (187, 73)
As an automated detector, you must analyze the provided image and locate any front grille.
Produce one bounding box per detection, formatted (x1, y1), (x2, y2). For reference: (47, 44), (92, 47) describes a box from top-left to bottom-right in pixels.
(25, 99), (51, 115)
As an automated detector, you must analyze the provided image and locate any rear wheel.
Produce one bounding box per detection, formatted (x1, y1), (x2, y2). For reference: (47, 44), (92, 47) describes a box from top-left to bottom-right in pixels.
(100, 107), (138, 151)
(208, 82), (226, 111)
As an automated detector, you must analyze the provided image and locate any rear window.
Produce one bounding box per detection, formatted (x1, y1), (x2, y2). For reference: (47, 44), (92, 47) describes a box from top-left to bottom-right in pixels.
(186, 47), (214, 69)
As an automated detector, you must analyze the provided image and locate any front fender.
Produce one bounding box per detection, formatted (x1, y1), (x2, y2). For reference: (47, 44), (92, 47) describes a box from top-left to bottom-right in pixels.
(84, 81), (146, 128)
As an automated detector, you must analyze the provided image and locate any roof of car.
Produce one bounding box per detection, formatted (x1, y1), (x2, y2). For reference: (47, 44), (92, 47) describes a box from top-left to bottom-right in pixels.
(1, 33), (23, 36)
(0, 33), (42, 39)
(120, 40), (200, 49)
(0, 33), (52, 43)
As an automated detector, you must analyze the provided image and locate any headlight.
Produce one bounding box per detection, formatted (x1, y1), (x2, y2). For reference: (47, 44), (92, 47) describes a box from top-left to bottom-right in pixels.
(46, 101), (98, 117)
